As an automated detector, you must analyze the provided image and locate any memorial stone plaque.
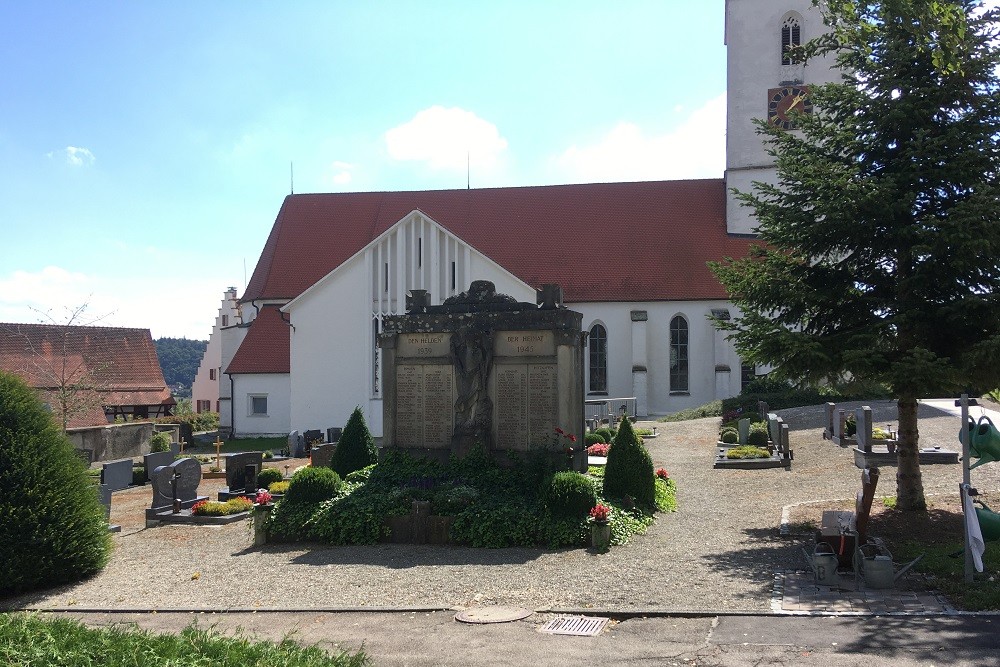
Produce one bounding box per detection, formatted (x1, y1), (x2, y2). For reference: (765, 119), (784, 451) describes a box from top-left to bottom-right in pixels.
(495, 330), (555, 357)
(526, 364), (557, 443)
(397, 332), (451, 357)
(495, 365), (528, 447)
(394, 362), (455, 448)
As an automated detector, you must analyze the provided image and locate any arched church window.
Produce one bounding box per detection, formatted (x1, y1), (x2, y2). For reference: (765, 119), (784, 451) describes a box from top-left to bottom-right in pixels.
(781, 16), (802, 65)
(670, 316), (689, 393)
(589, 324), (608, 393)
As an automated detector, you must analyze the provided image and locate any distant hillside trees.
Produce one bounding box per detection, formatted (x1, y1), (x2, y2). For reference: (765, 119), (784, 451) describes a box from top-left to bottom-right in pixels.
(154, 338), (207, 395)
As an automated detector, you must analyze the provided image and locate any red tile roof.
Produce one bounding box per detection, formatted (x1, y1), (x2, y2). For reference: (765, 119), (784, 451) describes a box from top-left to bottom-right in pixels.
(242, 179), (755, 305)
(224, 305), (290, 375)
(0, 323), (174, 428)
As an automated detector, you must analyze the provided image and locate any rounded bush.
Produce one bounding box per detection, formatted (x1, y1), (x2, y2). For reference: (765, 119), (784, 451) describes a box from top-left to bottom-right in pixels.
(256, 467), (284, 488)
(594, 427), (614, 443)
(603, 417), (655, 507)
(721, 429), (739, 444)
(544, 471), (599, 519)
(330, 407), (378, 478)
(284, 466), (342, 504)
(747, 428), (769, 447)
(150, 431), (171, 453)
(585, 432), (606, 445)
(0, 371), (111, 595)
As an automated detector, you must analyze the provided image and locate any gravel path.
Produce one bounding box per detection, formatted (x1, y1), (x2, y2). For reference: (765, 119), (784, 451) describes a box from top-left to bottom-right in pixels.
(7, 401), (998, 613)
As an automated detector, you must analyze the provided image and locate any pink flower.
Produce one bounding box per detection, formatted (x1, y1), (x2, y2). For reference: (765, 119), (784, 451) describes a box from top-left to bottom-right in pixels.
(255, 489), (273, 505)
(655, 468), (669, 480)
(589, 504), (611, 522)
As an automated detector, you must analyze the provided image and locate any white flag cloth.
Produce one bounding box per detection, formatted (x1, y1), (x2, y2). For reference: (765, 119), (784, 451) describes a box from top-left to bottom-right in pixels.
(962, 485), (986, 573)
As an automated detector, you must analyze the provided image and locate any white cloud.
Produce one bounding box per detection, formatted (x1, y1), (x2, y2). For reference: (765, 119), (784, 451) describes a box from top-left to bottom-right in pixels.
(384, 106), (508, 172)
(325, 160), (355, 187)
(48, 146), (96, 167)
(549, 93), (727, 183)
(0, 266), (229, 341)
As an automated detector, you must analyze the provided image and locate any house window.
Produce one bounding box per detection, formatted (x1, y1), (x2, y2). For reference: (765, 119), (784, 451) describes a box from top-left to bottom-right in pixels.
(741, 363), (757, 390)
(670, 316), (689, 393)
(249, 394), (268, 416)
(209, 368), (216, 381)
(222, 315), (228, 327)
(589, 324), (608, 393)
(781, 17), (801, 65)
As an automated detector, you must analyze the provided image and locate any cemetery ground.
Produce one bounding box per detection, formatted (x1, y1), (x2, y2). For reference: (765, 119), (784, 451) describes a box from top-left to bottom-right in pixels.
(6, 400), (999, 615)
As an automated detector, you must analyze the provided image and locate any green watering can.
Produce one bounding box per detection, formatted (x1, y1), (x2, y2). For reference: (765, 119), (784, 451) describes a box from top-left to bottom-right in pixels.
(963, 416), (1000, 470)
(975, 500), (1000, 542)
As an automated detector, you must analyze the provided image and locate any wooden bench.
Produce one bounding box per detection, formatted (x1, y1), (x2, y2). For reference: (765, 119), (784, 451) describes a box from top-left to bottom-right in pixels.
(817, 467), (880, 568)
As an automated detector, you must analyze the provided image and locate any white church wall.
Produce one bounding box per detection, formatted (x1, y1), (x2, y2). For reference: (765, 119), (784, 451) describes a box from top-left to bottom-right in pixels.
(218, 322), (249, 437)
(575, 300), (745, 417)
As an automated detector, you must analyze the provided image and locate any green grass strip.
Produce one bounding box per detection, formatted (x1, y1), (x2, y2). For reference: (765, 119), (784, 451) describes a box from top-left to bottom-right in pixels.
(0, 613), (369, 667)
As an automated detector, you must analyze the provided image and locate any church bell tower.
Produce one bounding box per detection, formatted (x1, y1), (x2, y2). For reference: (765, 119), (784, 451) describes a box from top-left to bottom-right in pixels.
(724, 0), (839, 235)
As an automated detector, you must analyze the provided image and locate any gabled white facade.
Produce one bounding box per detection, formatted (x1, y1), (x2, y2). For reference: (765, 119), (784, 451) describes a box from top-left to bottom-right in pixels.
(283, 211), (535, 437)
(192, 287), (241, 414)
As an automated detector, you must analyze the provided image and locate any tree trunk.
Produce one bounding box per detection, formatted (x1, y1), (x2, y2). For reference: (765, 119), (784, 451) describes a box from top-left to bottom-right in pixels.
(895, 395), (926, 511)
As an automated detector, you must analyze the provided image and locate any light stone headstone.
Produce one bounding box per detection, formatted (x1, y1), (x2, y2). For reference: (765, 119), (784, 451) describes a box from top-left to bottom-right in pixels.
(824, 403), (836, 438)
(101, 459), (134, 492)
(144, 451), (174, 481)
(737, 418), (751, 445)
(149, 458), (202, 510)
(856, 406), (873, 452)
(768, 414), (781, 444)
(225, 452), (264, 491)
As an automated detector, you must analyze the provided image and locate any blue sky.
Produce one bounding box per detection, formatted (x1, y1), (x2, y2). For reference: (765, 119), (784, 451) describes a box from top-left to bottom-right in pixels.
(0, 1), (727, 340)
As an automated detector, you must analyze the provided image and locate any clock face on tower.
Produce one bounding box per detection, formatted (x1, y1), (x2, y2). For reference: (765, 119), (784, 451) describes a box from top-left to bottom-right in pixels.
(767, 86), (812, 130)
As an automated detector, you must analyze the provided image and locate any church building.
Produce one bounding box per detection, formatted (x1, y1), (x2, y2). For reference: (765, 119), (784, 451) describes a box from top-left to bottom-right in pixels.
(216, 0), (840, 438)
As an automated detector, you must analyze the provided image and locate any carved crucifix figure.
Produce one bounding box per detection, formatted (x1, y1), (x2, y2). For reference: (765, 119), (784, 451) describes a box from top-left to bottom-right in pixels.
(450, 324), (494, 456)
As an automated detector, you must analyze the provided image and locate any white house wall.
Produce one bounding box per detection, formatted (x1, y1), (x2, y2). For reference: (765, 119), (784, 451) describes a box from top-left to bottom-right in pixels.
(192, 288), (240, 413)
(218, 323), (249, 437)
(231, 373), (291, 437)
(287, 254), (372, 437)
(574, 300), (745, 417)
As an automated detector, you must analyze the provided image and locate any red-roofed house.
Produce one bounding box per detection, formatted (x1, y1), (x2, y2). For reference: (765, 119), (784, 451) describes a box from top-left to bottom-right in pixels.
(221, 180), (757, 437)
(0, 323), (175, 430)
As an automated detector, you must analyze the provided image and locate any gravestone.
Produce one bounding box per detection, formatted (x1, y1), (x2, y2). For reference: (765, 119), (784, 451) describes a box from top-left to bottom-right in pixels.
(144, 451), (175, 481)
(381, 280), (585, 468)
(101, 459), (135, 492)
(823, 403), (836, 440)
(311, 443), (336, 469)
(245, 463), (259, 493)
(148, 458), (204, 511)
(326, 427), (343, 443)
(767, 414), (780, 444)
(855, 406), (873, 453)
(303, 429), (323, 445)
(737, 418), (750, 445)
(288, 430), (306, 458)
(225, 452), (264, 492)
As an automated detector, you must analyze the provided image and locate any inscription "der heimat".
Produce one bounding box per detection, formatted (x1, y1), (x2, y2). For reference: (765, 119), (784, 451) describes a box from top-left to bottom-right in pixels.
(494, 330), (554, 356)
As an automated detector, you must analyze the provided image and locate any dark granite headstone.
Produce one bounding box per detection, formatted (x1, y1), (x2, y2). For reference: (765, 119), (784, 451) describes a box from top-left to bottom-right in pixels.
(245, 463), (259, 493)
(311, 443), (336, 468)
(225, 452), (264, 491)
(288, 430), (306, 458)
(303, 429), (322, 444)
(326, 427), (343, 443)
(149, 458), (202, 510)
(144, 451), (175, 481)
(101, 459), (135, 491)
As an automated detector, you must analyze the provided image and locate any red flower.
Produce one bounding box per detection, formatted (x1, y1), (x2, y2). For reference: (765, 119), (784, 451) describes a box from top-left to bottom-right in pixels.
(589, 504), (611, 522)
(191, 500), (208, 515)
(554, 427), (565, 435)
(568, 434), (577, 443)
(655, 468), (669, 480)
(255, 490), (273, 505)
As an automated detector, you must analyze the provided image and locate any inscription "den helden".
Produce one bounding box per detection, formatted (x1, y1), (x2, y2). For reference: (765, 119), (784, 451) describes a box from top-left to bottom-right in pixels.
(495, 331), (554, 356)
(398, 333), (451, 357)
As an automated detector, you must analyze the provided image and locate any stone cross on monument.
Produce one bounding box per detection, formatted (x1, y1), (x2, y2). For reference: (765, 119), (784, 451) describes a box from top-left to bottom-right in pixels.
(406, 289), (432, 313)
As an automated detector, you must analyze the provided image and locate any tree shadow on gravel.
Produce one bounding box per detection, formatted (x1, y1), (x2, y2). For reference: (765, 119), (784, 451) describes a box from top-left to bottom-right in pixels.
(698, 527), (811, 602)
(233, 542), (549, 568)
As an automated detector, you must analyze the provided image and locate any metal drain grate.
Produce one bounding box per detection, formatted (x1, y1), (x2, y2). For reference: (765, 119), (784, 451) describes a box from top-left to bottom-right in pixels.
(538, 615), (608, 637)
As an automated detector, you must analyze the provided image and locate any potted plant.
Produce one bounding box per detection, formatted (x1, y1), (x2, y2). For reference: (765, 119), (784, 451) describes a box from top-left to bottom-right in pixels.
(589, 503), (612, 550)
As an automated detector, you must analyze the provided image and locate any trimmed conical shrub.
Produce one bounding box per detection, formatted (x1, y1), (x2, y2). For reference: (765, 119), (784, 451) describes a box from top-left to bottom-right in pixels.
(602, 417), (655, 508)
(0, 371), (111, 595)
(329, 406), (378, 478)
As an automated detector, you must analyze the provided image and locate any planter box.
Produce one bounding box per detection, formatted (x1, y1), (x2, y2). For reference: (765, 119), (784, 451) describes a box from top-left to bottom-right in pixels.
(714, 450), (790, 470)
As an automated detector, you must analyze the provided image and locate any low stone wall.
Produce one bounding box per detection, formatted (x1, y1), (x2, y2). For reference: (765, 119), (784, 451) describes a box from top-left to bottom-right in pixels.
(66, 422), (155, 462)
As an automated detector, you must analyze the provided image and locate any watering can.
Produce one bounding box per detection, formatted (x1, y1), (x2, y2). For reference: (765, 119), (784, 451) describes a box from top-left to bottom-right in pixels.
(974, 499), (1000, 542)
(807, 542), (840, 585)
(963, 416), (1000, 470)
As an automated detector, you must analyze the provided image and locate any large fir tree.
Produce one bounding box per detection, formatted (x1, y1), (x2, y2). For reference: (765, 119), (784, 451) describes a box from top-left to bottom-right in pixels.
(712, 0), (1000, 510)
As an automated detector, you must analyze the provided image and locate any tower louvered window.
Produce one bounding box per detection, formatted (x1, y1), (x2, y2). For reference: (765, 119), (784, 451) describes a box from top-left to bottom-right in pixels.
(781, 17), (801, 65)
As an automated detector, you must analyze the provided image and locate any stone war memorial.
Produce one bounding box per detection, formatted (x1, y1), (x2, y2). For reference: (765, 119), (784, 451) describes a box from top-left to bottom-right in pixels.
(380, 280), (586, 470)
